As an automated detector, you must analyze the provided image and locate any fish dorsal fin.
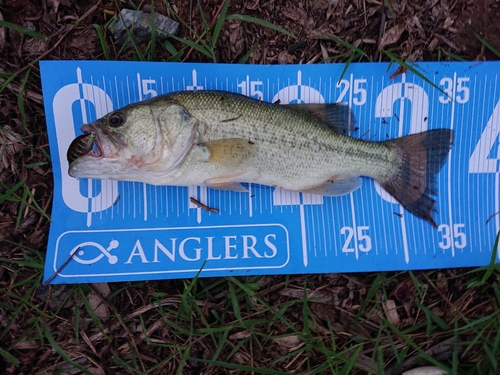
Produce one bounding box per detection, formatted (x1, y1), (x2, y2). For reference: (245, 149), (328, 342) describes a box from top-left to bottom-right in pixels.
(201, 138), (257, 167)
(284, 103), (358, 134)
(301, 175), (362, 196)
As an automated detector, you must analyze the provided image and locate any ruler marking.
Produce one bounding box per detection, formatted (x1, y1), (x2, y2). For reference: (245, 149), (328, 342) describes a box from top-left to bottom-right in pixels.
(493, 75), (500, 249)
(143, 184), (148, 221)
(300, 203), (308, 267)
(447, 72), (457, 257)
(399, 73), (410, 263)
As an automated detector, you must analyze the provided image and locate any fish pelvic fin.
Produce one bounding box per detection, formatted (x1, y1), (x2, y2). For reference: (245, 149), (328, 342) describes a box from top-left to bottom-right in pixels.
(381, 129), (454, 228)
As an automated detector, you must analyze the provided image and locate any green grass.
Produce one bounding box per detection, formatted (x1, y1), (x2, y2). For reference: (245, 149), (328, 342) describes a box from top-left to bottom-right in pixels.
(1, 261), (499, 373)
(1, 0), (500, 373)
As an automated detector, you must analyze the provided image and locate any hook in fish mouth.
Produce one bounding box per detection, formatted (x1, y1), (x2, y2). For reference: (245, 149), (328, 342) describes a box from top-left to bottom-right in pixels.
(67, 133), (101, 163)
(67, 123), (126, 164)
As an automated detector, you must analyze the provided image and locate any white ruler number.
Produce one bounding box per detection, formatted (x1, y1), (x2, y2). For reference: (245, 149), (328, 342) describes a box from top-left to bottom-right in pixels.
(438, 223), (467, 250)
(469, 96), (500, 174)
(138, 73), (158, 99)
(341, 226), (372, 258)
(238, 75), (263, 99)
(469, 81), (500, 256)
(336, 78), (367, 105)
(439, 77), (470, 104)
(53, 68), (118, 226)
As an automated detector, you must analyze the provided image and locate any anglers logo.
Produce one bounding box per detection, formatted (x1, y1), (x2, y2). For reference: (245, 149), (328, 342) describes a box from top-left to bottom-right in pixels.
(54, 224), (290, 278)
(70, 240), (119, 265)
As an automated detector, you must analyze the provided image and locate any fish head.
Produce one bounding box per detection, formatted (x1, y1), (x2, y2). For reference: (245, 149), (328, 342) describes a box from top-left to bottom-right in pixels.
(68, 98), (199, 181)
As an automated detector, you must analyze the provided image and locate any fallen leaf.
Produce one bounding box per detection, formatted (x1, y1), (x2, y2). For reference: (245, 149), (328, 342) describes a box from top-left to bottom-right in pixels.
(88, 283), (111, 319)
(379, 24), (406, 51)
(273, 335), (301, 349)
(0, 11), (5, 52)
(393, 278), (416, 303)
(382, 299), (400, 326)
(229, 330), (252, 340)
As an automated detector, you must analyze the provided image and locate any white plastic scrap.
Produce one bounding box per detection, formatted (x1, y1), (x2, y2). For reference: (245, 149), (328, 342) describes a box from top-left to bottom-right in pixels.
(402, 366), (448, 375)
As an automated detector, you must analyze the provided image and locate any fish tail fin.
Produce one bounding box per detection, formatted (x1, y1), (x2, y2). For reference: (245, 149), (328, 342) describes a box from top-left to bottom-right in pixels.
(380, 129), (454, 227)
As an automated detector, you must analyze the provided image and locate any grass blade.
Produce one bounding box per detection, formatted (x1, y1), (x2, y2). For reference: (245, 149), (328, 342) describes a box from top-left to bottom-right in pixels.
(0, 19), (47, 40)
(42, 325), (94, 374)
(226, 14), (297, 39)
(475, 33), (500, 58)
(238, 41), (258, 63)
(322, 33), (371, 61)
(212, 0), (231, 50)
(92, 24), (111, 60)
(383, 50), (448, 98)
(0, 346), (19, 367)
(17, 69), (31, 133)
(167, 33), (213, 59)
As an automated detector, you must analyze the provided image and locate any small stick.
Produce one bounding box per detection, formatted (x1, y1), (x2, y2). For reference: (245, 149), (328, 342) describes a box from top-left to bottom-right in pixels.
(190, 197), (219, 213)
(43, 249), (78, 285)
(486, 211), (500, 225)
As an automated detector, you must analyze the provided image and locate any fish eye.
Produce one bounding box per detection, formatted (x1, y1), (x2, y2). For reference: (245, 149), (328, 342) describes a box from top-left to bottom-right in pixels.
(108, 112), (125, 127)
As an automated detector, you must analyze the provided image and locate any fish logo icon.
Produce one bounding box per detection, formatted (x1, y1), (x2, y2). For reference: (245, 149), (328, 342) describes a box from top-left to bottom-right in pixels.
(70, 240), (119, 265)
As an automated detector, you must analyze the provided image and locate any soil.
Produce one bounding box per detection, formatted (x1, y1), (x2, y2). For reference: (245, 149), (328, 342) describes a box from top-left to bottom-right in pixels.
(0, 0), (499, 373)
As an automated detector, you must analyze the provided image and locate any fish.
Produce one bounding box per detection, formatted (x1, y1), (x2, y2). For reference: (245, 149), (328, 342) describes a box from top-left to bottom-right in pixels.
(68, 90), (454, 227)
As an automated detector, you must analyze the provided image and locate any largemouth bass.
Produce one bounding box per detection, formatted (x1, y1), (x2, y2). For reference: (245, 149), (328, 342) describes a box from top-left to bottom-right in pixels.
(68, 90), (454, 227)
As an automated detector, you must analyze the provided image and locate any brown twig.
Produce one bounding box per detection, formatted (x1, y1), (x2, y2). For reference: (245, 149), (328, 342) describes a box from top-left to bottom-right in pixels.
(43, 249), (77, 285)
(190, 197), (219, 213)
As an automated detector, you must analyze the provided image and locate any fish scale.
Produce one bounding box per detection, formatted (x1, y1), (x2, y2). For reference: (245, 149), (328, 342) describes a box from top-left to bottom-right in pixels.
(170, 91), (394, 181)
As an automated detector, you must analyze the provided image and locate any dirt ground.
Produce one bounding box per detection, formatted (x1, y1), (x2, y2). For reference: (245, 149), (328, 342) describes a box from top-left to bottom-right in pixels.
(1, 0), (500, 374)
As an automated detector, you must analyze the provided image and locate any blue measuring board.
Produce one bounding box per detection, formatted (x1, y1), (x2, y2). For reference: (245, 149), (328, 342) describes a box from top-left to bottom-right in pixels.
(40, 61), (500, 284)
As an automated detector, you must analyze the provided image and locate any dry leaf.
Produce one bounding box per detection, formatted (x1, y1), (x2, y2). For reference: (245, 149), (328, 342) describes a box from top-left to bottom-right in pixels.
(273, 335), (301, 349)
(382, 299), (400, 326)
(0, 11), (5, 53)
(280, 288), (331, 303)
(244, 0), (259, 10)
(46, 0), (60, 14)
(88, 283), (111, 319)
(379, 24), (406, 50)
(229, 330), (252, 340)
(394, 278), (416, 303)
(0, 126), (23, 174)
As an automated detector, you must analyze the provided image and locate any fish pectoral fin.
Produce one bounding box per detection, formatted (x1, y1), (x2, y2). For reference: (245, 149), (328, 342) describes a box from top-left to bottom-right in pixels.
(201, 138), (257, 167)
(302, 175), (362, 196)
(283, 103), (358, 134)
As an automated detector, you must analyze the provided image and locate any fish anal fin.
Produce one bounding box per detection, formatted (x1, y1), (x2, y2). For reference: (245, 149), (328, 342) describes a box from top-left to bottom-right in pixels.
(284, 103), (358, 134)
(380, 129), (454, 228)
(202, 138), (256, 167)
(302, 175), (362, 196)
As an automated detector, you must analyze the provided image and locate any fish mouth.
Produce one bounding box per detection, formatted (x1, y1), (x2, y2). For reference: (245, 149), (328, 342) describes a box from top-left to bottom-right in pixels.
(68, 124), (123, 164)
(84, 124), (123, 159)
